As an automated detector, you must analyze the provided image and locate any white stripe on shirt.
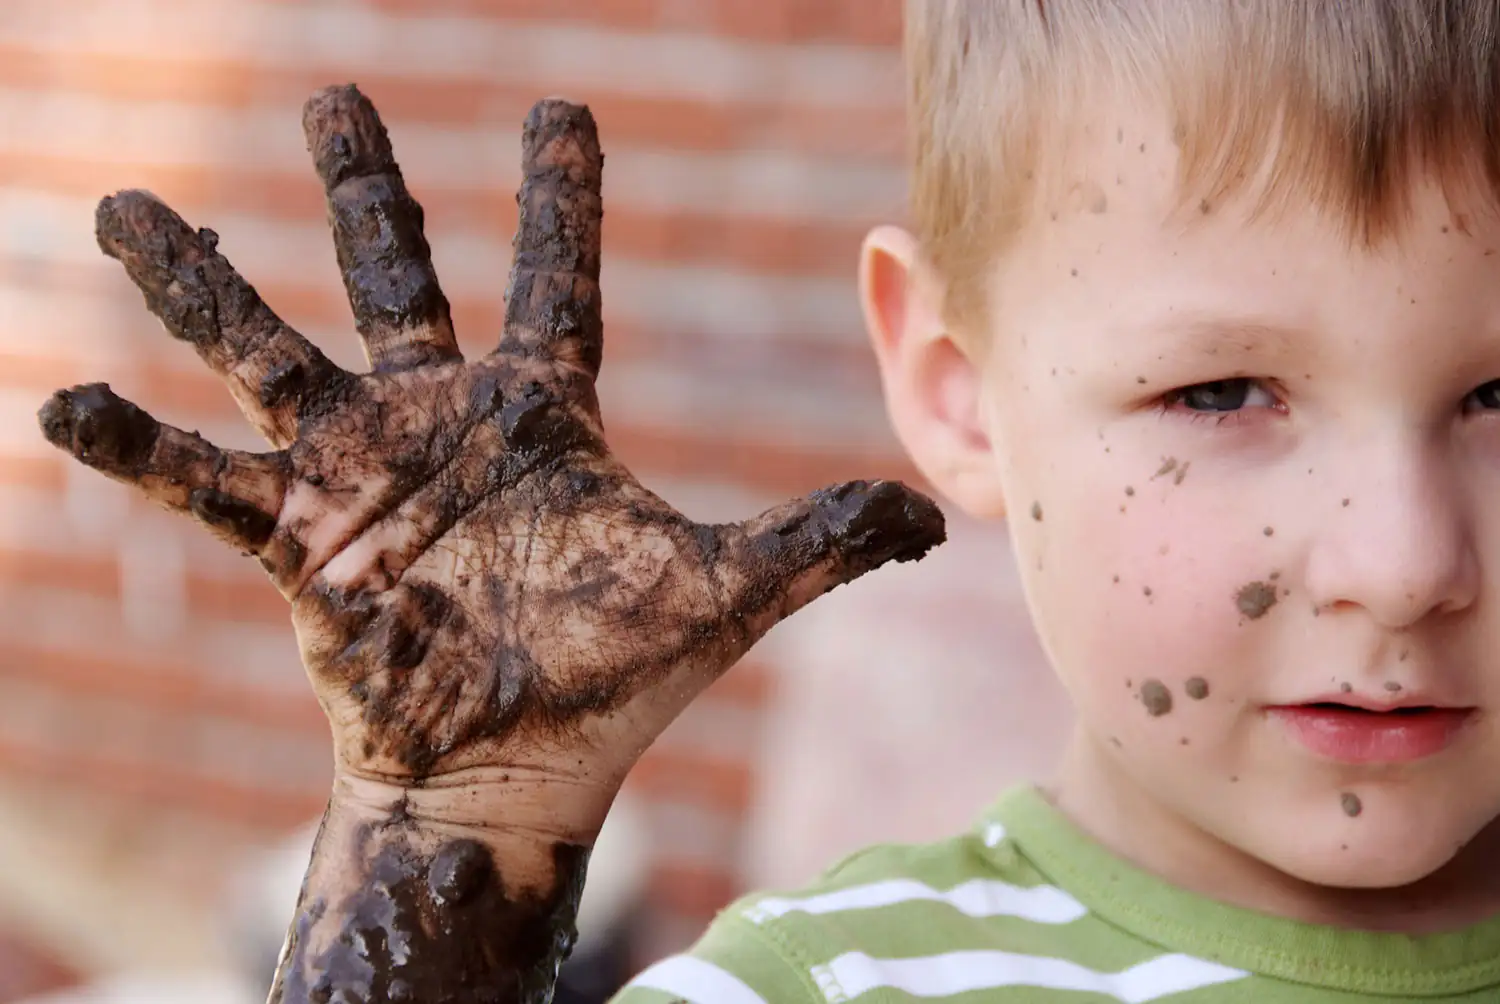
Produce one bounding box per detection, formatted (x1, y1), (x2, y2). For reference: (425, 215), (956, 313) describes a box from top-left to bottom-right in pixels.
(743, 878), (1088, 926)
(812, 949), (1250, 1002)
(625, 954), (769, 1004)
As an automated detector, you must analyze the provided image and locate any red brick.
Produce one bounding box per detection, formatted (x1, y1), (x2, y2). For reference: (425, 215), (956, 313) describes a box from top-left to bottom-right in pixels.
(0, 640), (326, 735)
(0, 733), (325, 832)
(629, 749), (755, 816)
(646, 860), (741, 919)
(0, 46), (902, 163)
(612, 424), (926, 500)
(0, 153), (873, 279)
(186, 571), (288, 626)
(0, 546), (116, 601)
(0, 351), (99, 390)
(0, 536), (283, 627)
(251, 0), (903, 46)
(701, 658), (775, 708)
(0, 455), (66, 492)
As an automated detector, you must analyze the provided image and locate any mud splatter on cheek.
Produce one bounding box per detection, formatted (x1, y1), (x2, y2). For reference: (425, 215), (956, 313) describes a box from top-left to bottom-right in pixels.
(1341, 792), (1363, 817)
(1139, 679), (1173, 716)
(1184, 677), (1210, 700)
(1236, 580), (1279, 619)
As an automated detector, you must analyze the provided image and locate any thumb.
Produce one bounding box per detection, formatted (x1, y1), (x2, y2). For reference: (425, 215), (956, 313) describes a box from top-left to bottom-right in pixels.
(713, 479), (946, 640)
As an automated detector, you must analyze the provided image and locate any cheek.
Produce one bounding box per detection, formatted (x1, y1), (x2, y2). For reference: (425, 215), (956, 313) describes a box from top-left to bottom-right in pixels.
(1018, 469), (1289, 745)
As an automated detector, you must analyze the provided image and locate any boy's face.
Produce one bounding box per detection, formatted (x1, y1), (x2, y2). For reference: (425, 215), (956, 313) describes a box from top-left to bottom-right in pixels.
(866, 104), (1500, 906)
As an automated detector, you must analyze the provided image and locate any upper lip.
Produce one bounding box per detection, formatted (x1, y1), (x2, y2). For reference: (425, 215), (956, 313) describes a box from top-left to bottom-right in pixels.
(1275, 692), (1474, 713)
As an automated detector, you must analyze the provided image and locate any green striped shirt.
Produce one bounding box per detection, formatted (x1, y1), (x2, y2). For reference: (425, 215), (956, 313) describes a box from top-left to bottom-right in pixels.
(610, 786), (1500, 1002)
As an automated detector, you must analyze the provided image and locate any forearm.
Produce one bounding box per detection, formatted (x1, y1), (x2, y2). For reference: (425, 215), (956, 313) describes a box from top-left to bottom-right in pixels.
(267, 772), (591, 1004)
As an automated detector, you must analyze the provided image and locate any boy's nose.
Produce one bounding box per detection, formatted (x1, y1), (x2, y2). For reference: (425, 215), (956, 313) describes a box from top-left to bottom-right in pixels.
(1303, 443), (1479, 628)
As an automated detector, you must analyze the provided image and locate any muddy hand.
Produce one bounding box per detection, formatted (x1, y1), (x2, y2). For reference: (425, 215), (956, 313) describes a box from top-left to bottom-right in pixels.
(37, 84), (946, 823)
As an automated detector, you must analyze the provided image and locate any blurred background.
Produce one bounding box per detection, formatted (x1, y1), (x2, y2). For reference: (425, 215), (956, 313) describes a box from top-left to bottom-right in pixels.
(0, 1), (1071, 1000)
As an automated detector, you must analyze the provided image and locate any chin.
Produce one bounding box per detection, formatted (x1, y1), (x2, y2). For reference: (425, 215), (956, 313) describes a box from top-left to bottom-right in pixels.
(1249, 813), (1476, 891)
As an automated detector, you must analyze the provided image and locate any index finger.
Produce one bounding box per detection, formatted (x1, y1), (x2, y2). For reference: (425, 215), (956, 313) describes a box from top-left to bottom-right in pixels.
(495, 99), (605, 380)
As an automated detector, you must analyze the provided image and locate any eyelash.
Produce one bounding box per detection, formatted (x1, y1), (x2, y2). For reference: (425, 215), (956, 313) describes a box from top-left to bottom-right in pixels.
(1157, 378), (1500, 424)
(1464, 380), (1500, 414)
(1157, 378), (1284, 427)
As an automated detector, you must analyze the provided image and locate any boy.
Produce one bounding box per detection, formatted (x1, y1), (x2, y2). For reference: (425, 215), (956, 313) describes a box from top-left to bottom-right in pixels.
(614, 1), (1500, 1001)
(35, 1), (1500, 1001)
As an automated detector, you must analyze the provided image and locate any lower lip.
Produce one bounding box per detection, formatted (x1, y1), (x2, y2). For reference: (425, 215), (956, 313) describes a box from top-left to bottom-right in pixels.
(1268, 706), (1475, 763)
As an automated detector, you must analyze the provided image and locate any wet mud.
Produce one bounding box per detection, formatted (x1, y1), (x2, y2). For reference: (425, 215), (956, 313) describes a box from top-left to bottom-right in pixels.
(1236, 581), (1279, 619)
(271, 806), (588, 1004)
(1140, 679), (1173, 716)
(40, 84), (949, 1004)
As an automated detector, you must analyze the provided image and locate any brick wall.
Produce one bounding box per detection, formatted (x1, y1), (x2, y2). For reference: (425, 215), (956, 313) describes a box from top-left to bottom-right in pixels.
(0, 0), (916, 975)
(0, 0), (1068, 985)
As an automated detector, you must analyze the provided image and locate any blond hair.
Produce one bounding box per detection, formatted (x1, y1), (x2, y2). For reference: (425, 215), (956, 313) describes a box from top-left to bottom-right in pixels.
(907, 1), (1500, 356)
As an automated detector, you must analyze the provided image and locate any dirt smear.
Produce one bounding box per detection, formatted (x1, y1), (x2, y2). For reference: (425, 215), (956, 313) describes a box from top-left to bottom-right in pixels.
(1236, 581), (1279, 620)
(1139, 679), (1173, 716)
(273, 808), (587, 1004)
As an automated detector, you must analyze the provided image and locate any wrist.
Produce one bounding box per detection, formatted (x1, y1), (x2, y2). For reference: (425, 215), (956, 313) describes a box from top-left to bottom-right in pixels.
(331, 763), (615, 866)
(270, 771), (592, 1003)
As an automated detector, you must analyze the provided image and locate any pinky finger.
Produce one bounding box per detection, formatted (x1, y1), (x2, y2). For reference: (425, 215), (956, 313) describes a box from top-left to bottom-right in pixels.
(38, 382), (289, 555)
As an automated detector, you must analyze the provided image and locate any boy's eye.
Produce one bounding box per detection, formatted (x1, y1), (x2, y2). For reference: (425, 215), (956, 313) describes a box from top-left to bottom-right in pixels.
(1162, 378), (1277, 413)
(1466, 380), (1500, 411)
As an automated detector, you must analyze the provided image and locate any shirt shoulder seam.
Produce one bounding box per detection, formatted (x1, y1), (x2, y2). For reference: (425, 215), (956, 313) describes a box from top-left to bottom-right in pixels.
(716, 901), (833, 1003)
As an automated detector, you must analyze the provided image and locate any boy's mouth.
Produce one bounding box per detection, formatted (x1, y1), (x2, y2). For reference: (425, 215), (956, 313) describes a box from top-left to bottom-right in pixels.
(1265, 699), (1477, 764)
(1303, 701), (1435, 715)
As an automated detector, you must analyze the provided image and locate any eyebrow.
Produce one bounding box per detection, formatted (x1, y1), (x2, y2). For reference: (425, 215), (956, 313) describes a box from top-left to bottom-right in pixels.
(1143, 313), (1311, 364)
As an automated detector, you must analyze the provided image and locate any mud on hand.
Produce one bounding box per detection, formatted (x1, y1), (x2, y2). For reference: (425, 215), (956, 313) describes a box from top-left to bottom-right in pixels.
(36, 84), (947, 828)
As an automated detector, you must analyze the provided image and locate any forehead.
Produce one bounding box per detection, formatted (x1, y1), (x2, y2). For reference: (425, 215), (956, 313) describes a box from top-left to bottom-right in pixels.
(1024, 94), (1500, 261)
(989, 104), (1500, 367)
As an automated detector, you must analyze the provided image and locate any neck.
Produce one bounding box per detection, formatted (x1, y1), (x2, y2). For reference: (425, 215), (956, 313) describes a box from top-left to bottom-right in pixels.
(1045, 730), (1500, 934)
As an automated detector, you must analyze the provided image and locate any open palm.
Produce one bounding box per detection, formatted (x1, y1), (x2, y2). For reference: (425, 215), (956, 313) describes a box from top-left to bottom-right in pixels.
(37, 86), (945, 835)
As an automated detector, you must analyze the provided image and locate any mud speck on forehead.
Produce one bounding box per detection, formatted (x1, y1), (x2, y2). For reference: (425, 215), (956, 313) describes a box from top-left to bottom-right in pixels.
(1236, 581), (1279, 619)
(1153, 457), (1178, 479)
(1341, 792), (1363, 817)
(1139, 679), (1173, 717)
(1184, 677), (1210, 700)
(1031, 501), (1043, 521)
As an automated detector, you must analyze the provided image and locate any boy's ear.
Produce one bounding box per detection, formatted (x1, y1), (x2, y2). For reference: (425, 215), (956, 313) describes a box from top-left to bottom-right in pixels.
(859, 225), (1007, 520)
